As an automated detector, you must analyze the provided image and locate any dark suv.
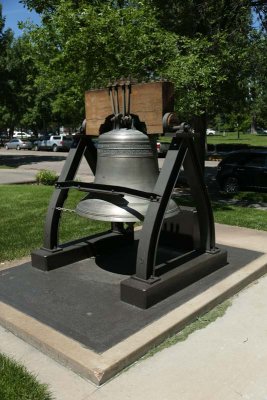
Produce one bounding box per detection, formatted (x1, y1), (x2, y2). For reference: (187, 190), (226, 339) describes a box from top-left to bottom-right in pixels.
(216, 149), (267, 193)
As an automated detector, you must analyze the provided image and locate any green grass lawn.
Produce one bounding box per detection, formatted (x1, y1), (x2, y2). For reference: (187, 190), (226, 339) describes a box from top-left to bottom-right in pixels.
(0, 353), (53, 400)
(160, 132), (267, 147)
(207, 132), (267, 146)
(0, 185), (109, 262)
(0, 184), (266, 262)
(178, 191), (267, 231)
(213, 192), (267, 231)
(232, 191), (267, 203)
(213, 202), (267, 231)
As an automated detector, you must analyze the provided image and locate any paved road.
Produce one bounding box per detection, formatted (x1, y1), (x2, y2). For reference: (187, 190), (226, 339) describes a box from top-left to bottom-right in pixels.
(0, 148), (95, 183)
(1, 148), (267, 210)
(0, 148), (219, 184)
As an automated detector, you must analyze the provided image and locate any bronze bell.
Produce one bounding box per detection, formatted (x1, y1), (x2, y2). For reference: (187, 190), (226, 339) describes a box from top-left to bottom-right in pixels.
(76, 126), (179, 222)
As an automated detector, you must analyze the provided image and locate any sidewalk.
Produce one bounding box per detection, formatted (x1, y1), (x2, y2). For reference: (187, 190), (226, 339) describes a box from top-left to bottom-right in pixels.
(0, 168), (36, 184)
(0, 166), (94, 184)
(0, 148), (95, 184)
(0, 224), (267, 399)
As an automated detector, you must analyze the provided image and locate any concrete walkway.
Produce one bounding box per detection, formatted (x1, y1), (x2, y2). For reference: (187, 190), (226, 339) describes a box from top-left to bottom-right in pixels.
(0, 148), (95, 183)
(1, 262), (267, 400)
(0, 166), (94, 184)
(1, 224), (267, 399)
(0, 168), (37, 184)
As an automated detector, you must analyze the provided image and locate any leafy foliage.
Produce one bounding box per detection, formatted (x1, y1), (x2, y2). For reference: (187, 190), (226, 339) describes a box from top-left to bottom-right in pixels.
(0, 5), (39, 132)
(165, 35), (227, 116)
(0, 5), (14, 130)
(20, 0), (176, 127)
(0, 0), (267, 132)
(36, 169), (59, 185)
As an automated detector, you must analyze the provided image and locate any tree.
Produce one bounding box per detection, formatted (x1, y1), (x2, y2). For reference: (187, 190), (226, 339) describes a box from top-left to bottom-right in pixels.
(16, 0), (267, 143)
(146, 0), (261, 167)
(0, 4), (40, 133)
(22, 0), (177, 128)
(20, 0), (60, 13)
(0, 4), (14, 132)
(246, 31), (267, 131)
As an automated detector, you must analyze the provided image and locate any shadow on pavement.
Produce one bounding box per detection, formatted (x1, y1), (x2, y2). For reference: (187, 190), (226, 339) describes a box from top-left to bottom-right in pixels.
(0, 154), (66, 168)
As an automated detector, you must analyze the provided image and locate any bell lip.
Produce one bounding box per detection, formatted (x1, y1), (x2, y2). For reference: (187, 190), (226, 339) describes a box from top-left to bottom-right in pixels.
(76, 208), (179, 223)
(76, 209), (140, 222)
(75, 199), (179, 223)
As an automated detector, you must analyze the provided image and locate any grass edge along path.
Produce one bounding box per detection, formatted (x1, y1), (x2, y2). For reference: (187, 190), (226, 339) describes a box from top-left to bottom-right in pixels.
(0, 353), (53, 400)
(143, 300), (232, 359)
(118, 299), (232, 377)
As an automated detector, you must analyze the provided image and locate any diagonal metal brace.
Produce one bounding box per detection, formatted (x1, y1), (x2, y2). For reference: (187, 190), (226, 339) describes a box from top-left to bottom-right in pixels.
(55, 181), (161, 201)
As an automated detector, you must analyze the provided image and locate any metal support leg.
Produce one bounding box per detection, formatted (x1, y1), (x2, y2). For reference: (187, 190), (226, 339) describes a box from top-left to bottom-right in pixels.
(32, 134), (135, 271)
(183, 138), (216, 250)
(43, 136), (96, 249)
(135, 138), (187, 281)
(83, 138), (97, 175)
(121, 133), (227, 309)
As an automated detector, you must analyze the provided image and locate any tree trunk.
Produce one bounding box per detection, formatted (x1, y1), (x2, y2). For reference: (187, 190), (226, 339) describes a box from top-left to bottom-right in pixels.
(250, 114), (257, 134)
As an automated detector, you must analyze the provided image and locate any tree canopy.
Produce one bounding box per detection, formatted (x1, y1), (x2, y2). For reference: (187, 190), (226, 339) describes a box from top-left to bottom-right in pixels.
(0, 0), (267, 133)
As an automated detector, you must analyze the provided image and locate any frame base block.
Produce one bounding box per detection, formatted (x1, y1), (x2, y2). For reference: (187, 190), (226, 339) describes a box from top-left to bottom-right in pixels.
(31, 243), (93, 272)
(121, 249), (228, 309)
(31, 231), (133, 271)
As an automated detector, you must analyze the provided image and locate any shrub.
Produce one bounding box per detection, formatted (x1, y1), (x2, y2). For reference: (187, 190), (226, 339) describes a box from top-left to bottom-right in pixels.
(36, 170), (59, 186)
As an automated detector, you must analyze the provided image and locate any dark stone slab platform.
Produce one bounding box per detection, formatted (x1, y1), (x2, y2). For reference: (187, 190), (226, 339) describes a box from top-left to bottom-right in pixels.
(0, 244), (262, 353)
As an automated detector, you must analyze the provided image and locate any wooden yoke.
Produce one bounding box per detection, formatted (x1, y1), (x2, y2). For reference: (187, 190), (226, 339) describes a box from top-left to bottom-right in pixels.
(85, 81), (174, 136)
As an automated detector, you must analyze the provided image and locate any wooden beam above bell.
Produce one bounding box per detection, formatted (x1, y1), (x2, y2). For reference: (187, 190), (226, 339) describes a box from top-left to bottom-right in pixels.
(85, 81), (174, 136)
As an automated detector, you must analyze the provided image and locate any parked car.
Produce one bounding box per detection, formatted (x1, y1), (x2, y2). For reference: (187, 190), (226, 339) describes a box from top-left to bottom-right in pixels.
(13, 131), (32, 138)
(206, 128), (216, 135)
(216, 149), (267, 193)
(5, 138), (33, 150)
(256, 128), (267, 135)
(33, 134), (73, 152)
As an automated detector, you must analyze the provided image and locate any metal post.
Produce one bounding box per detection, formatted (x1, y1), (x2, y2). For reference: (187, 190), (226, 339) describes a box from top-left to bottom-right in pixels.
(183, 138), (216, 250)
(43, 136), (96, 249)
(135, 137), (187, 280)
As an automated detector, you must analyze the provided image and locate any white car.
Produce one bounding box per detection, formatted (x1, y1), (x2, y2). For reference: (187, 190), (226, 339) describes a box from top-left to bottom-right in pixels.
(33, 134), (73, 152)
(13, 131), (32, 138)
(206, 128), (216, 135)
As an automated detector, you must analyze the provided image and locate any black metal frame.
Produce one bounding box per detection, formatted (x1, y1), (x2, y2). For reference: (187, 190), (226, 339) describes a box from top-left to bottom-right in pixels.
(31, 134), (135, 271)
(43, 134), (97, 250)
(31, 126), (227, 308)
